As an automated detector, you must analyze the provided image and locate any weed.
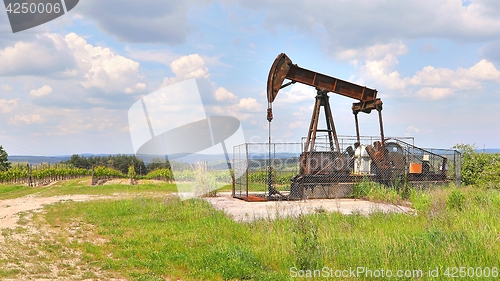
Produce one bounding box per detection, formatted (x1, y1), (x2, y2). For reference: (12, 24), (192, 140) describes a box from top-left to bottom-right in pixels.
(193, 162), (217, 197)
(446, 188), (466, 211)
(202, 245), (264, 280)
(291, 214), (324, 270)
(352, 178), (372, 198)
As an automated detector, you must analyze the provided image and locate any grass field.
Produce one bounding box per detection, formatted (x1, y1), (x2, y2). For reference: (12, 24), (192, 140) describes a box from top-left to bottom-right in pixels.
(1, 179), (500, 280)
(0, 178), (179, 200)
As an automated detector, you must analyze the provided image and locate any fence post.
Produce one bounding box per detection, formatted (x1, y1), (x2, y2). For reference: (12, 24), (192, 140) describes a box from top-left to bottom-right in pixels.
(245, 144), (249, 199)
(27, 164), (32, 187)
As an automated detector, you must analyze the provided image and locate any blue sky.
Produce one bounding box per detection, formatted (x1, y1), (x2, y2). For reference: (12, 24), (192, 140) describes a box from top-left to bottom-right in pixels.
(0, 0), (499, 156)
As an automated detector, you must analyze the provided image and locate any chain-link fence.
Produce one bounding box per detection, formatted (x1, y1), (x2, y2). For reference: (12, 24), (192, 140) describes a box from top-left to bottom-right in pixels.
(233, 142), (302, 200)
(233, 136), (461, 201)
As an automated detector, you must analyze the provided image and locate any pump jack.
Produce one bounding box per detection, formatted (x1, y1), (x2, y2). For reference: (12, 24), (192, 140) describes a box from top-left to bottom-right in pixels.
(266, 53), (419, 198)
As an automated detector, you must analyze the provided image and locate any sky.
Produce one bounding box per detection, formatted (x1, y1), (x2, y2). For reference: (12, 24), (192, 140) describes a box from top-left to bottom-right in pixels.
(0, 0), (499, 156)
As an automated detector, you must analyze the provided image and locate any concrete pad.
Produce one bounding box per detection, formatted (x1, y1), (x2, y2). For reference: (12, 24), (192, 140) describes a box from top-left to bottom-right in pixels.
(204, 194), (414, 222)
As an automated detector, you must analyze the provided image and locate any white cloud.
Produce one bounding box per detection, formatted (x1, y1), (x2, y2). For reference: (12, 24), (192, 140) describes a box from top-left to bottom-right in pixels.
(9, 114), (44, 125)
(288, 121), (306, 129)
(235, 1), (500, 60)
(0, 99), (18, 113)
(406, 125), (420, 134)
(0, 33), (75, 76)
(238, 97), (264, 112)
(1, 84), (13, 91)
(29, 85), (53, 97)
(212, 105), (251, 120)
(407, 59), (500, 89)
(338, 41), (408, 60)
(64, 33), (143, 93)
(276, 83), (316, 103)
(416, 87), (454, 100)
(212, 97), (265, 120)
(125, 82), (147, 94)
(170, 54), (208, 79)
(157, 54), (263, 123)
(125, 47), (179, 65)
(357, 55), (500, 99)
(215, 87), (237, 101)
(135, 82), (147, 90)
(293, 105), (315, 117)
(160, 54), (209, 87)
(0, 33), (144, 97)
(408, 65), (474, 89)
(76, 0), (205, 44)
(466, 59), (500, 80)
(358, 54), (406, 90)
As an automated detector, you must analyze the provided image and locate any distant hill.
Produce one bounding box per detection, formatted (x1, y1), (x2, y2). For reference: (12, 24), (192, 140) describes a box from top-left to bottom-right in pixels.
(477, 149), (500, 154)
(9, 149), (500, 166)
(9, 155), (72, 165)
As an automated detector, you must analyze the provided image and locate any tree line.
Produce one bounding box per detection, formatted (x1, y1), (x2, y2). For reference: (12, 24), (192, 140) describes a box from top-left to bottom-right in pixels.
(62, 154), (173, 175)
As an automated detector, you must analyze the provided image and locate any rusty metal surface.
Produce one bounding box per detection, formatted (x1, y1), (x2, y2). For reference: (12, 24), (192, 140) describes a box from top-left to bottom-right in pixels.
(267, 53), (378, 103)
(233, 138), (461, 201)
(267, 53), (292, 103)
(286, 65), (378, 101)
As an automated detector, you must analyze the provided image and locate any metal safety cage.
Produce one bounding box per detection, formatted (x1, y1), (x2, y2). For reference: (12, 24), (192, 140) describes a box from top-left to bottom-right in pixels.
(291, 135), (462, 199)
(233, 143), (302, 201)
(233, 136), (461, 201)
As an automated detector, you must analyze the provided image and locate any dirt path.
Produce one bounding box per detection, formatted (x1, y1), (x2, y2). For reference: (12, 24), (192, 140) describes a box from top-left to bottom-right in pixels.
(0, 190), (413, 280)
(0, 194), (110, 230)
(1, 192), (415, 229)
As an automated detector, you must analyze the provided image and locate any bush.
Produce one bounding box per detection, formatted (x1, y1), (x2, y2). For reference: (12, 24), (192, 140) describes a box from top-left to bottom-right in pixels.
(446, 189), (466, 211)
(144, 168), (174, 182)
(454, 144), (500, 187)
(409, 190), (431, 212)
(352, 179), (373, 198)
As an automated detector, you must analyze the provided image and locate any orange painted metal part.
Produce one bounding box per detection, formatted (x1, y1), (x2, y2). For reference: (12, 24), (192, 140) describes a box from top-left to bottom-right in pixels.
(409, 163), (423, 174)
(235, 195), (268, 202)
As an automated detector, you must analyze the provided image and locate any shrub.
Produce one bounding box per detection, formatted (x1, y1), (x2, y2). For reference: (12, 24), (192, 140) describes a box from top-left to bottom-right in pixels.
(127, 165), (136, 179)
(291, 215), (323, 270)
(446, 189), (466, 211)
(409, 190), (431, 212)
(352, 180), (403, 204)
(454, 144), (500, 187)
(352, 179), (373, 198)
(193, 162), (217, 197)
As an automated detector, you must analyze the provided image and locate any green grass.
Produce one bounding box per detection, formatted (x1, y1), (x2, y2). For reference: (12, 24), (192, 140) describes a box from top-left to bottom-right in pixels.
(2, 180), (500, 280)
(0, 177), (179, 199)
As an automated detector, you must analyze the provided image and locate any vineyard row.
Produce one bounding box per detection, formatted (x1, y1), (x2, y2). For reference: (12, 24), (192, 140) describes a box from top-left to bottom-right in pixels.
(0, 165), (234, 186)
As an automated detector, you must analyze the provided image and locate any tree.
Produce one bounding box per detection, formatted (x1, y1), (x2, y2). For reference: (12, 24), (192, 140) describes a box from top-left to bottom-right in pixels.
(0, 145), (11, 171)
(67, 154), (89, 168)
(453, 143), (500, 187)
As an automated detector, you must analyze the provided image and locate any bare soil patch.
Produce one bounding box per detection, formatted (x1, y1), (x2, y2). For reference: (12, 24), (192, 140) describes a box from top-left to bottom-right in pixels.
(0, 193), (127, 280)
(0, 194), (110, 231)
(205, 192), (414, 222)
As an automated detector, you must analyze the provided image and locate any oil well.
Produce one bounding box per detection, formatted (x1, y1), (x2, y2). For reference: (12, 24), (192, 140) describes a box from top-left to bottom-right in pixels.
(233, 53), (461, 201)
